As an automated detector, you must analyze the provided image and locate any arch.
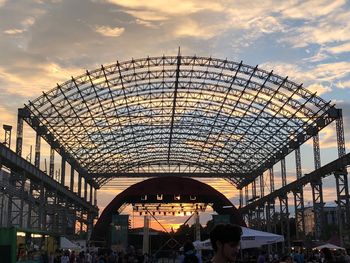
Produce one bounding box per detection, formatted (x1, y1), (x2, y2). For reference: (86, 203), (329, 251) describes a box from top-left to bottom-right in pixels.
(24, 55), (333, 187)
(91, 176), (246, 241)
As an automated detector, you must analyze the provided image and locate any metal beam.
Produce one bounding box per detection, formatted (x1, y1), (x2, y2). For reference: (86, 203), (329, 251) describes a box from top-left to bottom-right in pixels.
(239, 152), (350, 213)
(90, 172), (251, 179)
(0, 143), (97, 213)
(168, 49), (181, 161)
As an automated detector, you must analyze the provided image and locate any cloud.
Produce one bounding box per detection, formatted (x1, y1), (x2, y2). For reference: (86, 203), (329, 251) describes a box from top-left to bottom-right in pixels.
(104, 0), (223, 18)
(3, 28), (24, 35)
(94, 25), (125, 37)
(337, 80), (350, 89)
(21, 17), (35, 27)
(280, 4), (350, 49)
(280, 0), (346, 20)
(0, 62), (81, 98)
(307, 83), (332, 95)
(326, 42), (350, 54)
(261, 61), (350, 93)
(122, 10), (169, 21)
(174, 19), (219, 39)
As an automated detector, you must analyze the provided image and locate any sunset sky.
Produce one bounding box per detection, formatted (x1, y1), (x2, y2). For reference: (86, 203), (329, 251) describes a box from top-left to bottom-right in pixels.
(1, 0), (350, 231)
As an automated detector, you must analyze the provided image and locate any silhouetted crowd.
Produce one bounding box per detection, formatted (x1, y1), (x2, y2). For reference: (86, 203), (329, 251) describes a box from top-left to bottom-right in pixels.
(45, 246), (150, 263)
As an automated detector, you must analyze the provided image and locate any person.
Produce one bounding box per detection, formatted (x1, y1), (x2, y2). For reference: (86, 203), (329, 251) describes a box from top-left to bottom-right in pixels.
(321, 248), (334, 263)
(257, 251), (266, 263)
(181, 241), (202, 263)
(61, 251), (70, 263)
(209, 223), (242, 263)
(85, 250), (92, 263)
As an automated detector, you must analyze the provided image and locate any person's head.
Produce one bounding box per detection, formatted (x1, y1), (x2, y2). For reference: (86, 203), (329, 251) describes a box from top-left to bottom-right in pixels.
(321, 248), (333, 262)
(183, 241), (195, 253)
(210, 224), (242, 262)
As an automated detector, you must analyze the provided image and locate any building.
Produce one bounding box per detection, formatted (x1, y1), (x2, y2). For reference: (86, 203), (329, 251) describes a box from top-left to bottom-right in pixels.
(304, 206), (338, 235)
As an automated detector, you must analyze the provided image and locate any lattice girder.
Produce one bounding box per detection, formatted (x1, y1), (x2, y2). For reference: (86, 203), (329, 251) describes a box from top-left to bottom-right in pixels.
(24, 56), (333, 186)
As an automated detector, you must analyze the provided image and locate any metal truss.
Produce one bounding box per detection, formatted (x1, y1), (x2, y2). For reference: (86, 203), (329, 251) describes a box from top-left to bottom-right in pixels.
(266, 168), (276, 233)
(311, 134), (324, 240)
(239, 152), (350, 213)
(279, 193), (290, 253)
(334, 109), (350, 245)
(293, 147), (305, 238)
(21, 56), (334, 187)
(0, 142), (98, 236)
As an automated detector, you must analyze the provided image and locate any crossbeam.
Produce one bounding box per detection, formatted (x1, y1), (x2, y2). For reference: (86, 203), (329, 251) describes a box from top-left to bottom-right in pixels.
(239, 152), (350, 213)
(0, 143), (97, 213)
(89, 172), (253, 179)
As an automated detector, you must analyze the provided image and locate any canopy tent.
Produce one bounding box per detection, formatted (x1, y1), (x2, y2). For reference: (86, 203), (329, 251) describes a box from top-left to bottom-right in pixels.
(313, 243), (345, 251)
(193, 227), (284, 250)
(60, 237), (80, 250)
(240, 227), (284, 249)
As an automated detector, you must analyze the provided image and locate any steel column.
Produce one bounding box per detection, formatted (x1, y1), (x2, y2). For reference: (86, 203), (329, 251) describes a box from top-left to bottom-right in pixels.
(266, 168), (276, 233)
(311, 134), (324, 240)
(3, 125), (12, 148)
(245, 185), (251, 225)
(78, 174), (82, 198)
(257, 174), (265, 230)
(293, 147), (305, 238)
(16, 109), (24, 156)
(70, 166), (75, 192)
(61, 157), (66, 185)
(90, 184), (93, 204)
(49, 147), (55, 178)
(250, 179), (258, 228)
(279, 194), (290, 253)
(245, 185), (249, 206)
(334, 109), (350, 246)
(280, 158), (290, 252)
(239, 189), (243, 208)
(39, 181), (46, 230)
(34, 133), (41, 168)
(84, 180), (88, 201)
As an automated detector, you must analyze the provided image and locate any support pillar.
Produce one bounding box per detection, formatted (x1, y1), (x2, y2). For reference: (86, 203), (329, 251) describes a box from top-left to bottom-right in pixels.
(84, 180), (88, 201)
(34, 133), (41, 168)
(280, 158), (290, 253)
(39, 182), (46, 230)
(245, 185), (251, 226)
(61, 157), (66, 186)
(257, 174), (265, 230)
(334, 109), (350, 246)
(266, 168), (276, 233)
(294, 147), (305, 238)
(142, 216), (150, 254)
(16, 109), (24, 156)
(239, 189), (243, 208)
(49, 147), (55, 178)
(3, 125), (12, 148)
(311, 134), (324, 240)
(70, 166), (75, 192)
(78, 174), (82, 198)
(90, 184), (93, 204)
(251, 179), (258, 228)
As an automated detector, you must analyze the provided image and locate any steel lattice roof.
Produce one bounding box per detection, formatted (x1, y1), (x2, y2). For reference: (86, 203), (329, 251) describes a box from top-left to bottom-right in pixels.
(25, 55), (334, 187)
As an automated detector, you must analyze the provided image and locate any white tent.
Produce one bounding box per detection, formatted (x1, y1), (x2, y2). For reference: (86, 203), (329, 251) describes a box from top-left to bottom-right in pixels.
(193, 227), (284, 250)
(60, 237), (80, 250)
(240, 227), (284, 249)
(313, 243), (345, 251)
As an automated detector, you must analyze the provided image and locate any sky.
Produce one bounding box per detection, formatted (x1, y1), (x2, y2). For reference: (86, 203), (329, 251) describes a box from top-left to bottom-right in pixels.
(1, 0), (350, 231)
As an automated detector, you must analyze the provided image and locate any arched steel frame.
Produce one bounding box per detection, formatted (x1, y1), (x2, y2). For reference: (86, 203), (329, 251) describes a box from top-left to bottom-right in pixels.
(23, 56), (333, 187)
(91, 176), (246, 242)
(3, 54), (350, 248)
